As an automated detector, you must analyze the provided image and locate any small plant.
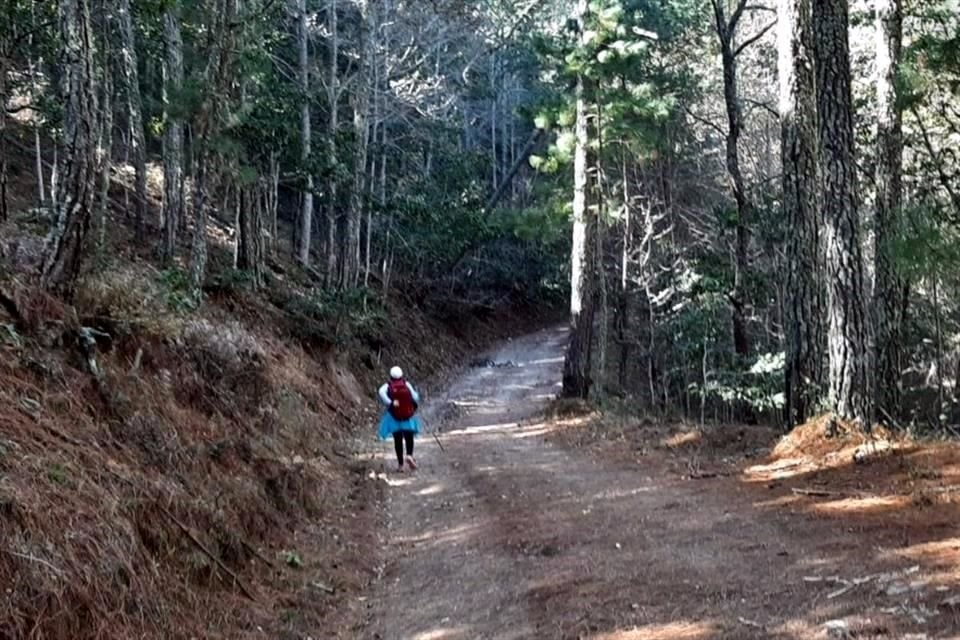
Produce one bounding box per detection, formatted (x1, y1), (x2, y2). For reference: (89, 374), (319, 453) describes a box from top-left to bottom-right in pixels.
(282, 550), (303, 568)
(158, 268), (198, 313)
(46, 464), (70, 487)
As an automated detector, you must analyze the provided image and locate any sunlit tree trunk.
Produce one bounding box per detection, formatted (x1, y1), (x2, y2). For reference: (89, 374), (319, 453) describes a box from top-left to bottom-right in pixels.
(814, 0), (871, 424)
(780, 0), (824, 426)
(874, 0), (904, 421)
(41, 0), (100, 293)
(562, 0), (594, 400)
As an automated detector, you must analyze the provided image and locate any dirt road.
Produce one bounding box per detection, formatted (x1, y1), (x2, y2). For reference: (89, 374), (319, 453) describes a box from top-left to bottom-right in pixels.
(365, 327), (960, 639)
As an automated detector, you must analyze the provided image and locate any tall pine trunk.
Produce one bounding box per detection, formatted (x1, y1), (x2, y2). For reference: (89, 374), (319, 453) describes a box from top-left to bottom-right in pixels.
(162, 4), (184, 264)
(780, 0), (825, 426)
(41, 0), (100, 293)
(297, 0), (313, 266)
(814, 0), (871, 425)
(562, 0), (594, 400)
(117, 0), (147, 239)
(874, 0), (904, 421)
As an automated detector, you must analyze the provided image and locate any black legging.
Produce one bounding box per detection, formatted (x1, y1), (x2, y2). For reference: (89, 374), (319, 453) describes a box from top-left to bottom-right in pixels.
(393, 430), (414, 466)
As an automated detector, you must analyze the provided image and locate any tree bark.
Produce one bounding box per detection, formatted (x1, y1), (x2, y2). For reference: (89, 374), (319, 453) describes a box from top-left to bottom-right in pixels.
(41, 0), (100, 294)
(297, 0), (314, 266)
(237, 185), (263, 286)
(562, 0), (594, 400)
(873, 0), (904, 421)
(780, 0), (825, 426)
(96, 14), (113, 260)
(116, 0), (147, 240)
(814, 0), (872, 425)
(162, 3), (184, 265)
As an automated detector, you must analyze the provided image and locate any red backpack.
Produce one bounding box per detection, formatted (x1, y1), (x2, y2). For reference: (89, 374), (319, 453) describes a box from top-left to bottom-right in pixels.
(387, 378), (417, 420)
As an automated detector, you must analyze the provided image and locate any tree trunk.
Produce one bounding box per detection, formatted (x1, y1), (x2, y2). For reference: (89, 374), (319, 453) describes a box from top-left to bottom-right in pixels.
(0, 43), (8, 223)
(117, 0), (147, 239)
(562, 0), (594, 400)
(237, 185), (263, 286)
(874, 0), (904, 421)
(162, 4), (184, 265)
(189, 0), (235, 298)
(325, 0), (339, 283)
(814, 0), (872, 425)
(297, 0), (313, 266)
(780, 0), (825, 426)
(712, 0), (752, 358)
(41, 0), (100, 294)
(96, 15), (113, 260)
(341, 0), (369, 289)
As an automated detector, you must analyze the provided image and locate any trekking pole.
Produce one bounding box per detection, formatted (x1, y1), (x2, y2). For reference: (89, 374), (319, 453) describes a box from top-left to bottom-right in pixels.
(433, 430), (446, 453)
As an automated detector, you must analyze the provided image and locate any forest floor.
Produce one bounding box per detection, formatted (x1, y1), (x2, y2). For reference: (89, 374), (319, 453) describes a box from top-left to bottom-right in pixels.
(356, 326), (960, 640)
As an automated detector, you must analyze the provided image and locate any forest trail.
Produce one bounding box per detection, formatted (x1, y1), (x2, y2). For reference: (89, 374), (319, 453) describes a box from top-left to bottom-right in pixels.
(365, 328), (960, 639)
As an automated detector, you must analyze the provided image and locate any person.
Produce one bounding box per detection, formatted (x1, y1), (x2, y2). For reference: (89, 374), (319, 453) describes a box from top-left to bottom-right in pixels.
(378, 366), (421, 472)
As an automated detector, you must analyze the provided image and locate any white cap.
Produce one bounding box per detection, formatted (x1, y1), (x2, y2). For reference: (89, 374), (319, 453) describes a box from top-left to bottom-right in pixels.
(389, 366), (403, 379)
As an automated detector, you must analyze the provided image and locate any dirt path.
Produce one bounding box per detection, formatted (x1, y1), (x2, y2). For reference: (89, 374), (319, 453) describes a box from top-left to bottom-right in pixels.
(365, 327), (960, 639)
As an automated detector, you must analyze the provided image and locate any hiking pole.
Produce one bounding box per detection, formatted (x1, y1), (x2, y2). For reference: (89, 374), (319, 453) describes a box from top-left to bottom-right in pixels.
(433, 431), (446, 453)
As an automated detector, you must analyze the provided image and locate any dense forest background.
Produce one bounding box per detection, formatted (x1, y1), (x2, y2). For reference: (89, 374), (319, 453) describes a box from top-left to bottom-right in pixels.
(1, 0), (959, 427)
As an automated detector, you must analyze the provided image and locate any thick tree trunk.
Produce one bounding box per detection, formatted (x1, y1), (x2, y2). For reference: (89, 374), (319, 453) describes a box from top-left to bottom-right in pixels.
(780, 0), (825, 426)
(117, 0), (147, 239)
(297, 0), (313, 266)
(562, 0), (594, 400)
(162, 4), (184, 265)
(41, 0), (100, 293)
(874, 0), (904, 421)
(814, 0), (872, 425)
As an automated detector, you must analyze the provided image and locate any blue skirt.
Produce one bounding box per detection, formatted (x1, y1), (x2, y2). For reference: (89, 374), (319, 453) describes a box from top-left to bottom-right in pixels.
(378, 412), (421, 440)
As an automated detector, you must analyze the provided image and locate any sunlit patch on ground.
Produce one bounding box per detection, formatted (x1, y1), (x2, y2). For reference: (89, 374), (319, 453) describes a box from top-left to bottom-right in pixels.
(412, 626), (471, 640)
(661, 430), (703, 449)
(811, 494), (909, 515)
(589, 620), (717, 640)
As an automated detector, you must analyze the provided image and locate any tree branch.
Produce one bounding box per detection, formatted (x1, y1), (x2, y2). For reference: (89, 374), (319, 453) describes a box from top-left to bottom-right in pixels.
(734, 19), (777, 57)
